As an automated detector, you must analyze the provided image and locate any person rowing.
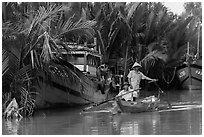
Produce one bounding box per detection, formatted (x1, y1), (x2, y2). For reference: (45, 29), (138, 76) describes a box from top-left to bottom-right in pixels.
(127, 62), (157, 101)
(111, 82), (132, 114)
(116, 82), (132, 101)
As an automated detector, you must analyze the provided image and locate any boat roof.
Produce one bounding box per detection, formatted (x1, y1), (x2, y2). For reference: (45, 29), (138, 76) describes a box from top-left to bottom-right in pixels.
(55, 43), (102, 58)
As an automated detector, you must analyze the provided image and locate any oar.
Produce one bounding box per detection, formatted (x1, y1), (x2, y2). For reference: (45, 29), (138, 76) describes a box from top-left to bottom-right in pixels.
(149, 81), (172, 109)
(82, 88), (141, 111)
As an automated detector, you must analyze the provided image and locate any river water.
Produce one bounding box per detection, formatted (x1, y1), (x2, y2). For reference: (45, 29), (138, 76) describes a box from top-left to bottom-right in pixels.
(2, 89), (202, 135)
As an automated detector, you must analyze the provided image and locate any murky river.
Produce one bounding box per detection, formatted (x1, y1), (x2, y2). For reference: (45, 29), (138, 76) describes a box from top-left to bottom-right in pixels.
(2, 89), (202, 135)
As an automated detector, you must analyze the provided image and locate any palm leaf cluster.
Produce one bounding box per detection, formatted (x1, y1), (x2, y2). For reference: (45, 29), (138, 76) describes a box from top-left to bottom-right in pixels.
(2, 43), (36, 116)
(2, 2), (97, 116)
(86, 2), (201, 84)
(89, 3), (177, 72)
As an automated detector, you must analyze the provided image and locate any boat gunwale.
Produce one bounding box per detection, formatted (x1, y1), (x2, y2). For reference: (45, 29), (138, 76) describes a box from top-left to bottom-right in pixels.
(116, 98), (159, 113)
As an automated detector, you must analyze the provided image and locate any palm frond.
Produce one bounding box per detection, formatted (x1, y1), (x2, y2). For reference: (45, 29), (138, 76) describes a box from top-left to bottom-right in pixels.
(40, 32), (55, 63)
(140, 50), (163, 74)
(16, 64), (33, 80)
(2, 47), (20, 77)
(107, 17), (121, 49)
(130, 3), (146, 34)
(56, 16), (96, 39)
(127, 2), (141, 21)
(2, 22), (15, 39)
(23, 4), (66, 36)
(19, 86), (36, 116)
(97, 30), (106, 55)
(2, 49), (10, 76)
(155, 9), (165, 26)
(167, 16), (193, 57)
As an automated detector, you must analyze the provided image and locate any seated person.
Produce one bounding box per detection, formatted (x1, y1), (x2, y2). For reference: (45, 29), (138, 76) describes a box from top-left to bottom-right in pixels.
(116, 82), (132, 101)
(111, 82), (131, 114)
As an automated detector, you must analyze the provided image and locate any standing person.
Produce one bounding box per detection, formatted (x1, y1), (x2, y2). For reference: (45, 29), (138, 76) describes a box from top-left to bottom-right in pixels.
(96, 64), (109, 94)
(127, 62), (157, 101)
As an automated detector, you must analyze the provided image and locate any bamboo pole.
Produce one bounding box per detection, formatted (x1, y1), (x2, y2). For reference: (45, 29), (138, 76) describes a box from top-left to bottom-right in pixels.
(84, 53), (87, 72)
(123, 42), (129, 82)
(196, 26), (200, 59)
(187, 42), (192, 89)
(31, 50), (34, 68)
(186, 42), (190, 61)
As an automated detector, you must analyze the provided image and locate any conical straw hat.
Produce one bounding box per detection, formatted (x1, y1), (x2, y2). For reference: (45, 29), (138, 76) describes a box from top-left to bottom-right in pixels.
(132, 62), (142, 68)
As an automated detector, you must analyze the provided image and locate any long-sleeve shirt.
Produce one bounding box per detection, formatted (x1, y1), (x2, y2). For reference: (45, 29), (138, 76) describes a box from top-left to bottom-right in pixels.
(127, 70), (148, 90)
(117, 90), (132, 101)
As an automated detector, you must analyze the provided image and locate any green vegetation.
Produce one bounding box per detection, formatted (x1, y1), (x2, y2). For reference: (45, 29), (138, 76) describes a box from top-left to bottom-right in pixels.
(2, 2), (202, 116)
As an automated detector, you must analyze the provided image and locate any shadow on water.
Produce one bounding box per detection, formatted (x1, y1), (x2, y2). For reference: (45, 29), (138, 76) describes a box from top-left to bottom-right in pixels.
(2, 89), (202, 135)
(163, 89), (202, 105)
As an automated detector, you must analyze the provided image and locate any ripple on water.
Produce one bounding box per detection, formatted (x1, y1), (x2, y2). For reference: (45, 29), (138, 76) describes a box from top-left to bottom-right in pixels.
(2, 89), (202, 135)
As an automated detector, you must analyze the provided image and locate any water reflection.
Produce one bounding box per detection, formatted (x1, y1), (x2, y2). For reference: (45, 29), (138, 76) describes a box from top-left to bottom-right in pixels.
(2, 90), (202, 135)
(2, 118), (22, 135)
(111, 112), (161, 135)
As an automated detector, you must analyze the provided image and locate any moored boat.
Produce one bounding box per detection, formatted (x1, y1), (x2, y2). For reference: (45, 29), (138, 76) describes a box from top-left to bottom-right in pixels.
(177, 28), (202, 90)
(35, 43), (111, 109)
(176, 59), (202, 90)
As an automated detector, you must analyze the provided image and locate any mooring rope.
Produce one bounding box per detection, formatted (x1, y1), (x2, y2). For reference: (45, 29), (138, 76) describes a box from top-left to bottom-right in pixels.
(162, 67), (177, 85)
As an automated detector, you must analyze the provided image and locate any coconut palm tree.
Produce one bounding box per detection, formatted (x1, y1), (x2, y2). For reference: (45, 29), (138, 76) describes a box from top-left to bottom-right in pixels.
(182, 2), (202, 58)
(93, 2), (141, 73)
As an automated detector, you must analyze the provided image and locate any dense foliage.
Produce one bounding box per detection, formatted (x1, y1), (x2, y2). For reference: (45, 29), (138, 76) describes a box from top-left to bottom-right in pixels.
(2, 2), (202, 116)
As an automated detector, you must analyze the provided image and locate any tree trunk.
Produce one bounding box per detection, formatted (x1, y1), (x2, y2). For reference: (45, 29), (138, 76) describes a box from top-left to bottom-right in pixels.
(2, 2), (7, 21)
(123, 41), (129, 82)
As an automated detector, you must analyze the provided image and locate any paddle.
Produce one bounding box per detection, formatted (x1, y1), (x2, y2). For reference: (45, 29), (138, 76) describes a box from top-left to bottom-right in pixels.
(149, 80), (172, 109)
(82, 87), (141, 111)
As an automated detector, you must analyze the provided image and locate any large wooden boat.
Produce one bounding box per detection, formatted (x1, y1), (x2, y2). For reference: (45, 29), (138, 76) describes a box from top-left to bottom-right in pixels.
(176, 41), (202, 90)
(35, 43), (110, 109)
(176, 59), (202, 90)
(176, 28), (202, 90)
(116, 96), (160, 113)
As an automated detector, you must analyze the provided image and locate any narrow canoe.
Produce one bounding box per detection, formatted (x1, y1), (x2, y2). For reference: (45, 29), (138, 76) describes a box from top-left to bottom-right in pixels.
(116, 97), (160, 113)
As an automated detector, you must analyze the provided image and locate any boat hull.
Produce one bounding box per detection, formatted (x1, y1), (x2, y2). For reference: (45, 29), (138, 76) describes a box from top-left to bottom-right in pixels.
(116, 98), (159, 113)
(177, 63), (202, 90)
(35, 61), (109, 109)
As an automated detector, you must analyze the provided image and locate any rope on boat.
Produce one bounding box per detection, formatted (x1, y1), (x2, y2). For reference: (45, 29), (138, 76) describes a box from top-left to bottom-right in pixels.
(162, 67), (177, 85)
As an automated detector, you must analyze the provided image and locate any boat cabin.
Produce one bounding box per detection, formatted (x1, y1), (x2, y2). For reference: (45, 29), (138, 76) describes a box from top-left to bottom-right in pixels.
(59, 46), (101, 78)
(67, 51), (101, 76)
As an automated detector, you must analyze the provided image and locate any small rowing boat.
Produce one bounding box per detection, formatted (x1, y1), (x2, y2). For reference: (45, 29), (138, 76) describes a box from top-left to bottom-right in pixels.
(116, 96), (160, 113)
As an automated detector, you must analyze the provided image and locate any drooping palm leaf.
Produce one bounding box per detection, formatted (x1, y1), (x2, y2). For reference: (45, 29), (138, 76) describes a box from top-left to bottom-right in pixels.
(23, 4), (66, 37)
(2, 46), (20, 77)
(2, 49), (10, 76)
(40, 32), (55, 63)
(16, 64), (33, 80)
(15, 4), (67, 65)
(56, 18), (96, 39)
(126, 2), (141, 21)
